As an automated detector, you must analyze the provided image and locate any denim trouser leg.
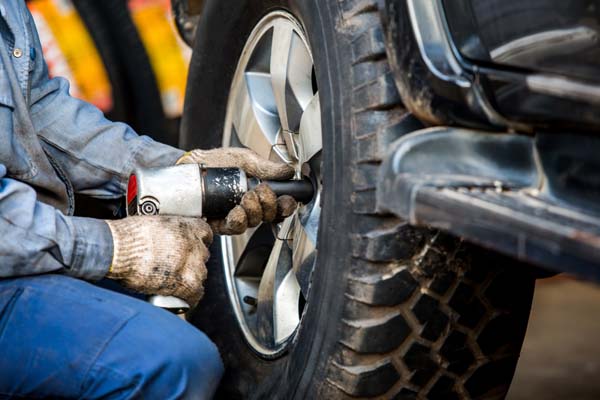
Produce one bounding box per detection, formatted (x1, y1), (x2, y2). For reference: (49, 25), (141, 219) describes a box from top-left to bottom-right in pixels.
(0, 274), (223, 399)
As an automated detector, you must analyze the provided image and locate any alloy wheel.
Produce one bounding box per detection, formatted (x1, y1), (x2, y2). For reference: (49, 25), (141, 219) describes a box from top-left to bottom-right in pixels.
(221, 11), (322, 358)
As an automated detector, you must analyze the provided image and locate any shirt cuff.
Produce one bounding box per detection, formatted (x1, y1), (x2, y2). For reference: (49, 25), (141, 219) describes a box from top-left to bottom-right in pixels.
(67, 217), (114, 280)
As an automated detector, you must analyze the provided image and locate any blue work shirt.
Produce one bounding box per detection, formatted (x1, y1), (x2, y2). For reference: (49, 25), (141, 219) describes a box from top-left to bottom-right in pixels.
(0, 1), (184, 280)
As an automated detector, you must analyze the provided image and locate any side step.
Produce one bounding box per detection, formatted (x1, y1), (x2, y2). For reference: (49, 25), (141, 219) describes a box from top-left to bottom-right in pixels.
(377, 127), (600, 281)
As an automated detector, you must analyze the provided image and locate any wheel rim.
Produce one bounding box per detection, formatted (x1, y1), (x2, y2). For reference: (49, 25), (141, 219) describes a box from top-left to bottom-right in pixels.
(221, 11), (322, 357)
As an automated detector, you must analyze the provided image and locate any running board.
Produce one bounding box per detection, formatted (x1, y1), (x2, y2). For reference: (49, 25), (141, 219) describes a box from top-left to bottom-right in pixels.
(377, 128), (600, 281)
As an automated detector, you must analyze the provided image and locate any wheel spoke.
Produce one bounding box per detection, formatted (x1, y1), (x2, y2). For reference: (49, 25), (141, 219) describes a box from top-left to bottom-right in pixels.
(270, 22), (294, 132)
(231, 71), (279, 160)
(292, 194), (320, 296)
(274, 268), (301, 343)
(292, 224), (315, 297)
(298, 93), (323, 163)
(287, 34), (314, 113)
(270, 22), (302, 162)
(255, 243), (280, 344)
(255, 217), (293, 345)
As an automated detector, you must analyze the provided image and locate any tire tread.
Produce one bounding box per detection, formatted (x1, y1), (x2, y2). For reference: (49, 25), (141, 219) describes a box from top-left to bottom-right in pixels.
(322, 2), (534, 398)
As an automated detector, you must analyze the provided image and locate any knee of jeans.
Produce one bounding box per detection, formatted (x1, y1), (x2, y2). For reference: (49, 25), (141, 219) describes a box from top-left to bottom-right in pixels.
(174, 328), (224, 380)
(95, 310), (224, 399)
(155, 325), (224, 396)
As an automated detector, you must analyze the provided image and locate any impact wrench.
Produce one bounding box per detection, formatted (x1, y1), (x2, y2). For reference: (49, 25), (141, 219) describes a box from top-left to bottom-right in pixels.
(126, 164), (315, 313)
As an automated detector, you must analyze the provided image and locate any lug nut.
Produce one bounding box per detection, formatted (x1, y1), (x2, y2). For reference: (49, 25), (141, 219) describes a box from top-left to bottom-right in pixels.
(243, 296), (258, 307)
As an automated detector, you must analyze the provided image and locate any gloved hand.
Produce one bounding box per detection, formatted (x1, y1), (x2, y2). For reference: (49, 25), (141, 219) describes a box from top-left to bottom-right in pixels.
(178, 148), (298, 235)
(105, 216), (213, 308)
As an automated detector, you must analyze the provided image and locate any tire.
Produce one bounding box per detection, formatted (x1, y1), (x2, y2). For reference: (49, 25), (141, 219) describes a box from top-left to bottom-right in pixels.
(181, 0), (535, 398)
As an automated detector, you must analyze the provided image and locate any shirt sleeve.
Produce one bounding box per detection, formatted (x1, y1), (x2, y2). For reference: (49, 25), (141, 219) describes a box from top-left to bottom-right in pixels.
(0, 165), (113, 280)
(29, 76), (185, 199)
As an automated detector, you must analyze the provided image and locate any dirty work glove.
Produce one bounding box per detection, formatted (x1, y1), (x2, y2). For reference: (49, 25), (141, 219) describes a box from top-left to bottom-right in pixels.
(177, 148), (298, 235)
(105, 216), (213, 308)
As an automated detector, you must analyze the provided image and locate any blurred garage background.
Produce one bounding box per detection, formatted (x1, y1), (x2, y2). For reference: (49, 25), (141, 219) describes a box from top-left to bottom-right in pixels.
(26, 0), (190, 147)
(23, 1), (600, 398)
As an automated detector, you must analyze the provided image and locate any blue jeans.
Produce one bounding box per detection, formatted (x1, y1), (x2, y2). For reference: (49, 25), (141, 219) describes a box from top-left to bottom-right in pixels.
(0, 275), (223, 399)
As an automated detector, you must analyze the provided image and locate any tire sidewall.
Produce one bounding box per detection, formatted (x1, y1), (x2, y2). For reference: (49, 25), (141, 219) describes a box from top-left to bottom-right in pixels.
(183, 1), (353, 398)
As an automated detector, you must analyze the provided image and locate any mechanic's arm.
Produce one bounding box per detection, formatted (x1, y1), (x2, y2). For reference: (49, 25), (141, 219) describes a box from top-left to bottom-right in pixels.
(0, 164), (112, 280)
(30, 75), (183, 199)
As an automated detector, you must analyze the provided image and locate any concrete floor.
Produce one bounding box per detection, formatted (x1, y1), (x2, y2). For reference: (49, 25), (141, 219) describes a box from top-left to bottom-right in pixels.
(508, 277), (600, 399)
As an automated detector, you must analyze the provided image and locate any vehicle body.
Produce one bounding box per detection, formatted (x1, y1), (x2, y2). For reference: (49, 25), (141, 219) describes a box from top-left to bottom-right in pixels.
(378, 0), (600, 281)
(173, 0), (600, 398)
